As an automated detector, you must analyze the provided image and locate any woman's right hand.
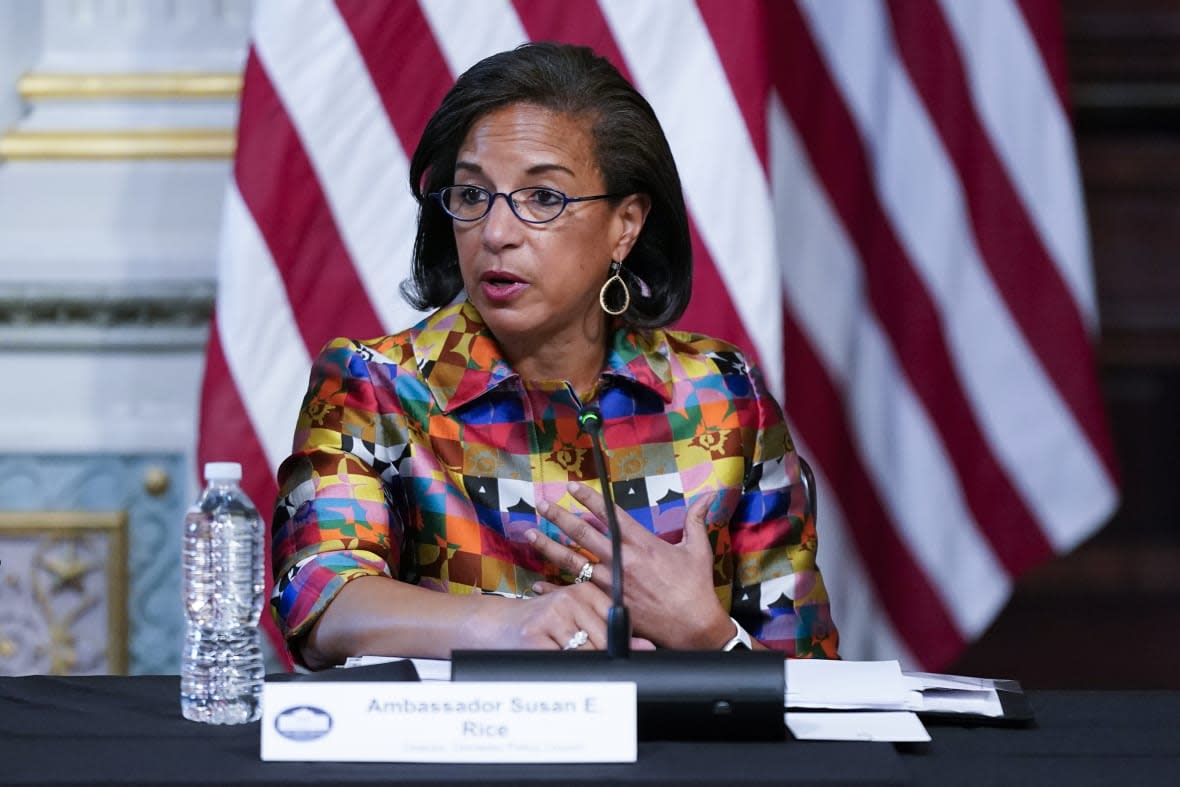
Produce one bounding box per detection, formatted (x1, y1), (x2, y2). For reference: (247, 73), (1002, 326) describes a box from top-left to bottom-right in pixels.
(474, 581), (654, 652)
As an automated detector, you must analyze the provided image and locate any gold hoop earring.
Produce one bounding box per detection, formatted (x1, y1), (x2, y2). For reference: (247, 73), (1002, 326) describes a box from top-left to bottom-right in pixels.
(599, 261), (631, 316)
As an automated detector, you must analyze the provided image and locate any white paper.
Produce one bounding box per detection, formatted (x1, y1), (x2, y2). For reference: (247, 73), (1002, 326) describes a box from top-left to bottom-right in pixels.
(786, 711), (931, 742)
(902, 670), (1005, 717)
(786, 659), (921, 709)
(915, 688), (1004, 717)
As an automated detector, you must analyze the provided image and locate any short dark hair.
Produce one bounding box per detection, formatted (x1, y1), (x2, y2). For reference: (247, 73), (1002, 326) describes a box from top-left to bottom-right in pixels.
(402, 42), (692, 328)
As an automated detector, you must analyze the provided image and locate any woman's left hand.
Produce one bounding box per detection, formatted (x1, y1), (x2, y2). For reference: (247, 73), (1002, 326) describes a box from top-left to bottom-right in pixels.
(527, 483), (733, 649)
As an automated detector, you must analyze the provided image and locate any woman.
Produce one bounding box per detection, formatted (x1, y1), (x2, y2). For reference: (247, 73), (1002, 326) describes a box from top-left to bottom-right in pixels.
(271, 42), (839, 669)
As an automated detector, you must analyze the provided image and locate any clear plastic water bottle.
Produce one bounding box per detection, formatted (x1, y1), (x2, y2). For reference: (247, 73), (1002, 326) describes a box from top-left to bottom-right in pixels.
(181, 461), (265, 724)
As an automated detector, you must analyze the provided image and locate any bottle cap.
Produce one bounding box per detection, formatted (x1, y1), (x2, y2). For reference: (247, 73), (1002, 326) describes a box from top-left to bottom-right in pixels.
(203, 462), (242, 482)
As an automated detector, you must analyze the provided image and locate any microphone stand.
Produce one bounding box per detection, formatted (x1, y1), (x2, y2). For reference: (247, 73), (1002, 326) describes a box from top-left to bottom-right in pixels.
(577, 406), (630, 659)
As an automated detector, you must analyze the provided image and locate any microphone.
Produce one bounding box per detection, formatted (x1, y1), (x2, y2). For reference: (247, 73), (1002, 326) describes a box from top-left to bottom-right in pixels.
(576, 405), (630, 659)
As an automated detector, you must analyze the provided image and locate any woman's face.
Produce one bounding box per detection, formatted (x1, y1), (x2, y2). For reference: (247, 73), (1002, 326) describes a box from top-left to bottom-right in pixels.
(451, 102), (648, 356)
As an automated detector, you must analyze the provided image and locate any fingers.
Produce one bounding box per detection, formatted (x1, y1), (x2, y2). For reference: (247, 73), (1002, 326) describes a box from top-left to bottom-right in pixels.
(565, 482), (635, 540)
(531, 487), (719, 596)
(530, 581), (613, 651)
(680, 491), (718, 553)
(536, 496), (612, 556)
(530, 494), (613, 587)
(532, 580), (611, 615)
(534, 588), (655, 652)
(529, 482), (647, 581)
(569, 613), (607, 651)
(526, 522), (600, 581)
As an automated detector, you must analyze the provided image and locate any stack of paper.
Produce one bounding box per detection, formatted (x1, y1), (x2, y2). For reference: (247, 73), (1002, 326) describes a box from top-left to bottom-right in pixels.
(784, 660), (930, 742)
(786, 659), (918, 710)
(785, 659), (1007, 717)
(901, 670), (1009, 718)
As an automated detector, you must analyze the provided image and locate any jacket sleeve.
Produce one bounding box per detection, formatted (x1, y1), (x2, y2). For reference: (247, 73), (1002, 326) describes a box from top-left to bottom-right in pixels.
(270, 338), (410, 644)
(728, 358), (840, 658)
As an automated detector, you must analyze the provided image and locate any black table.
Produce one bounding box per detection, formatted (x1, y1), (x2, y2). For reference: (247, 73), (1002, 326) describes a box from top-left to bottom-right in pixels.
(1, 676), (1177, 786)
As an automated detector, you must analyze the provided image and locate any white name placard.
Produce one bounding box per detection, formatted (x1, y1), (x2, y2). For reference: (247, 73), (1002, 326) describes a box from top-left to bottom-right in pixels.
(261, 681), (637, 763)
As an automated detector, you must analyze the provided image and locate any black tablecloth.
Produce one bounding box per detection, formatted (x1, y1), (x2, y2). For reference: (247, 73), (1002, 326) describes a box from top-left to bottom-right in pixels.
(1, 675), (1177, 786)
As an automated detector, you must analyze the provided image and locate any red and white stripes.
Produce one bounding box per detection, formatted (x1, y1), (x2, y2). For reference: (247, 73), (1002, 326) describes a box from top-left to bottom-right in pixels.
(200, 0), (1118, 669)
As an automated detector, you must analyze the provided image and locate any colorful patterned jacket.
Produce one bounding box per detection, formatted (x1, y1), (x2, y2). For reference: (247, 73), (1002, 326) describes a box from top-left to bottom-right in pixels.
(272, 300), (839, 658)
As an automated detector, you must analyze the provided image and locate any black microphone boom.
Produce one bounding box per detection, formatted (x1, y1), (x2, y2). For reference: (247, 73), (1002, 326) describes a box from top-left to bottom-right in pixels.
(576, 405), (630, 659)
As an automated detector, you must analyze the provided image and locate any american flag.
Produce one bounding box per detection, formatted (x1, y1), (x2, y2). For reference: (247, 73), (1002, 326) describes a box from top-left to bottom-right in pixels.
(199, 0), (1119, 670)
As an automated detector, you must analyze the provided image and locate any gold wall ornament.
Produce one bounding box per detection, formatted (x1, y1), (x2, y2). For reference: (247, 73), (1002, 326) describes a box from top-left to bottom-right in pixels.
(143, 466), (171, 497)
(0, 512), (128, 675)
(0, 129), (236, 160)
(18, 72), (243, 101)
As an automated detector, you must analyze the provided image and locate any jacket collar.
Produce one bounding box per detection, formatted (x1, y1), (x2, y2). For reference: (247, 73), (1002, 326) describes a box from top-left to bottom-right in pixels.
(411, 300), (675, 412)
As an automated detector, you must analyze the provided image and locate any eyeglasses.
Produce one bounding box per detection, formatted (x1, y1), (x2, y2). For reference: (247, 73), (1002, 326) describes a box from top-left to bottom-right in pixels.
(430, 185), (616, 224)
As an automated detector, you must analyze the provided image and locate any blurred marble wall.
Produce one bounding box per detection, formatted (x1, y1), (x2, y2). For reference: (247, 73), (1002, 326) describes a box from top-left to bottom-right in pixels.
(0, 0), (272, 674)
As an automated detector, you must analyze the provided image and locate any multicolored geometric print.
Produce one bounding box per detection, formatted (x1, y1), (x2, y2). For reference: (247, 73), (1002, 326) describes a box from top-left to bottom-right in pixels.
(272, 300), (839, 658)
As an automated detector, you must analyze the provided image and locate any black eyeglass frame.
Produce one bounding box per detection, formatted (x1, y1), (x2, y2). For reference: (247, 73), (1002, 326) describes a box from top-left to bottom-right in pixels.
(429, 185), (620, 224)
